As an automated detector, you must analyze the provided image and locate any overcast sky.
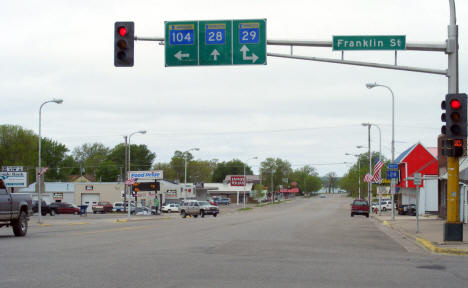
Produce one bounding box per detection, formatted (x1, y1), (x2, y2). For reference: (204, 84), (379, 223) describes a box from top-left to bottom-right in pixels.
(2, 0), (467, 177)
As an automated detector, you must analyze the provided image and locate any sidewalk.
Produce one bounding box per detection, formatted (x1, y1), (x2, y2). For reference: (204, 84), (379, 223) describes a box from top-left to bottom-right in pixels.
(375, 213), (468, 256)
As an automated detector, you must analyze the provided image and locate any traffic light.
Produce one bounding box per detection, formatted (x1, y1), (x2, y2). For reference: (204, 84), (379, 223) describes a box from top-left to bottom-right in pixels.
(114, 21), (134, 67)
(441, 99), (447, 135)
(132, 182), (140, 196)
(445, 93), (467, 138)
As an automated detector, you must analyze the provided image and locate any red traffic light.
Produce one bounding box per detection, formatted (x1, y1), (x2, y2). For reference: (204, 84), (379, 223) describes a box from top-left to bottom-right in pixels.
(118, 26), (127, 37)
(450, 99), (461, 109)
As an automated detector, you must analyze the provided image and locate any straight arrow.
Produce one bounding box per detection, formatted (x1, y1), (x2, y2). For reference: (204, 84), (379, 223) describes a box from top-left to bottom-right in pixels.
(210, 49), (220, 61)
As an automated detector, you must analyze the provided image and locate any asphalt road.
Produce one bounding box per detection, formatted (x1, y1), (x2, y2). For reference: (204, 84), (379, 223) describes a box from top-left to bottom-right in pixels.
(1, 197), (467, 288)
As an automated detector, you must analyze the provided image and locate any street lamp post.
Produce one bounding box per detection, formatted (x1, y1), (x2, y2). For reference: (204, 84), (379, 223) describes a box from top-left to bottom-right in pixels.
(360, 124), (372, 205)
(127, 130), (146, 219)
(183, 147), (200, 199)
(363, 123), (382, 214)
(37, 98), (63, 224)
(243, 157), (258, 208)
(366, 82), (396, 220)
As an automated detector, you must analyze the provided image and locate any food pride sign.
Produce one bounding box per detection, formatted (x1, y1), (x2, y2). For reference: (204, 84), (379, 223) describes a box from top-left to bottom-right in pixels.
(230, 176), (245, 186)
(128, 170), (163, 180)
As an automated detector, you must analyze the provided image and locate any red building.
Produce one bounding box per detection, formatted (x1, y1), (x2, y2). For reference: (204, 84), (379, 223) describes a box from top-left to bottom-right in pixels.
(395, 143), (438, 211)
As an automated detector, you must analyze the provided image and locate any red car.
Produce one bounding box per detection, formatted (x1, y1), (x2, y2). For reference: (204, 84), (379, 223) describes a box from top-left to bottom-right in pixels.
(351, 199), (369, 218)
(92, 202), (113, 214)
(49, 202), (80, 215)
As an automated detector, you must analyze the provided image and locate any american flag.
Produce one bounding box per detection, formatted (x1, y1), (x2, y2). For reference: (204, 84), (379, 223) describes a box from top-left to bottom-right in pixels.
(363, 174), (373, 183)
(372, 159), (384, 183)
(125, 177), (137, 185)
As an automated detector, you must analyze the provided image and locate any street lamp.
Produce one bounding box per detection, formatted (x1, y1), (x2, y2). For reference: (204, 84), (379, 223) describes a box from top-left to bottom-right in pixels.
(37, 98), (63, 224)
(184, 147), (200, 199)
(361, 123), (372, 205)
(345, 153), (361, 199)
(366, 82), (396, 220)
(363, 122), (382, 214)
(127, 130), (146, 219)
(243, 156), (258, 208)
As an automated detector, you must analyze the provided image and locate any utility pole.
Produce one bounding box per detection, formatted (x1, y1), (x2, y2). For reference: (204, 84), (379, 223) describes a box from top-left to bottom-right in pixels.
(123, 136), (128, 211)
(444, 0), (462, 241)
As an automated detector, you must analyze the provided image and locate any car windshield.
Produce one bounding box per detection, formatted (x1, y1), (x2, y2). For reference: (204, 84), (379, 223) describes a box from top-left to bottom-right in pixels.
(353, 200), (368, 206)
(198, 201), (209, 206)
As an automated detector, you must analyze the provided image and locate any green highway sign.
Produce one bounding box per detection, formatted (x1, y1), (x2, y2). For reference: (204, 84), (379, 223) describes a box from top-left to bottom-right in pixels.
(165, 19), (266, 67)
(199, 20), (232, 65)
(332, 35), (406, 51)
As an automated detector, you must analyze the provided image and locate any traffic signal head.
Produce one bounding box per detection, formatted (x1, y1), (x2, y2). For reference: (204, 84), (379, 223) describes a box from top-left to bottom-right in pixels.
(441, 100), (447, 135)
(445, 93), (467, 138)
(114, 21), (134, 67)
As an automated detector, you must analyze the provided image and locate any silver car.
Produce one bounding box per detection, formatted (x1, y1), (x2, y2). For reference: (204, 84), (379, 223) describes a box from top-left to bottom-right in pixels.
(180, 200), (219, 218)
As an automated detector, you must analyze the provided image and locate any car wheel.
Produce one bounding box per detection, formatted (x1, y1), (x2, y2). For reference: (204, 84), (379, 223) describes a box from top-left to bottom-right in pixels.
(213, 213), (217, 217)
(194, 214), (198, 218)
(12, 211), (28, 237)
(41, 212), (47, 216)
(366, 213), (369, 218)
(50, 210), (56, 216)
(93, 211), (97, 214)
(74, 211), (79, 215)
(200, 210), (205, 218)
(382, 207), (387, 211)
(181, 211), (186, 218)
(351, 213), (354, 217)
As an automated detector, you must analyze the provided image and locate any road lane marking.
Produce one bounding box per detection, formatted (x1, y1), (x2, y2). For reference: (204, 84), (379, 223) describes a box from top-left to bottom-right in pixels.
(70, 225), (154, 235)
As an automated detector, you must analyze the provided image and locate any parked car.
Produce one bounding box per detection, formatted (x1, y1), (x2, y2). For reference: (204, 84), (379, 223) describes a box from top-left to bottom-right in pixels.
(134, 206), (150, 215)
(161, 203), (179, 213)
(112, 202), (125, 212)
(206, 197), (217, 206)
(32, 200), (55, 216)
(351, 199), (369, 217)
(180, 200), (219, 218)
(320, 194), (326, 198)
(398, 204), (416, 216)
(92, 201), (113, 214)
(214, 197), (230, 206)
(49, 202), (81, 215)
(0, 178), (32, 236)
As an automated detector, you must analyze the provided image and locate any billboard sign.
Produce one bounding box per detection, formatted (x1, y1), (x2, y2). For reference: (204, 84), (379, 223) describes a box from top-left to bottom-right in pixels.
(0, 172), (28, 188)
(230, 176), (245, 186)
(128, 170), (163, 180)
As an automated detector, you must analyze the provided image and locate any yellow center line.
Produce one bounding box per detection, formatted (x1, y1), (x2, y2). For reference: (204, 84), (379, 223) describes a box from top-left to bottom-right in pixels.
(70, 224), (154, 235)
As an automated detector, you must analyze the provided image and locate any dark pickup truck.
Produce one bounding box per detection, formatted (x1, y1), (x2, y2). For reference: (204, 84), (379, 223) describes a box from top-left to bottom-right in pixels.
(0, 178), (32, 236)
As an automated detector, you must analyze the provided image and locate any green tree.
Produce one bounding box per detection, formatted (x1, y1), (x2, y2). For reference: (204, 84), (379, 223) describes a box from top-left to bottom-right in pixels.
(323, 172), (339, 193)
(289, 165), (322, 196)
(153, 162), (177, 181)
(189, 160), (212, 183)
(95, 160), (121, 182)
(73, 143), (109, 176)
(0, 125), (37, 168)
(259, 158), (292, 195)
(212, 159), (253, 183)
(41, 137), (69, 181)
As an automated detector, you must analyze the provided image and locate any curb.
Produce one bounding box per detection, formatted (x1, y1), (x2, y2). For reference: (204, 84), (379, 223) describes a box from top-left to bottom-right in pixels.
(415, 237), (468, 256)
(375, 217), (468, 256)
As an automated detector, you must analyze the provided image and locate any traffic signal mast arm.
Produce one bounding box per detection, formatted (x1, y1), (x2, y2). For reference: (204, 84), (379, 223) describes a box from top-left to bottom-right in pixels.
(134, 35), (447, 75)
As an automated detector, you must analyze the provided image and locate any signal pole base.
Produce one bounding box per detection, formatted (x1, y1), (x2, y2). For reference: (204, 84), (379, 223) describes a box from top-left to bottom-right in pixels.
(443, 223), (463, 241)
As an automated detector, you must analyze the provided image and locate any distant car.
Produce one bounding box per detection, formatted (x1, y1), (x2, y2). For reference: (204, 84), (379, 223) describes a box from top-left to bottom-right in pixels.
(161, 203), (179, 213)
(134, 207), (150, 216)
(113, 202), (125, 212)
(320, 194), (326, 198)
(351, 199), (369, 218)
(32, 200), (55, 216)
(214, 198), (230, 206)
(49, 202), (80, 215)
(398, 204), (416, 216)
(92, 201), (113, 214)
